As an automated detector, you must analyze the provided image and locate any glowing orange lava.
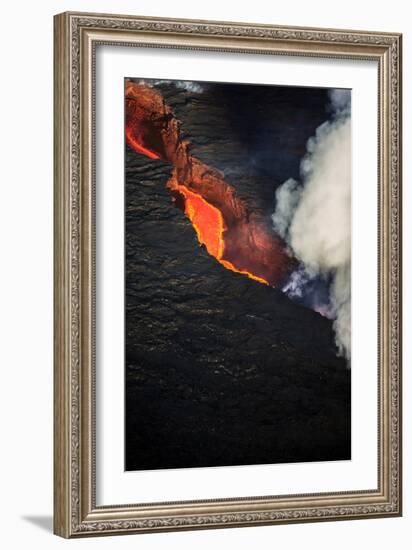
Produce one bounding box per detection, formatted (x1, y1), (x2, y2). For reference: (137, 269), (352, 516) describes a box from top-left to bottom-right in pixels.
(220, 260), (269, 286)
(176, 185), (224, 259)
(174, 184), (270, 286)
(125, 127), (161, 160)
(125, 81), (294, 288)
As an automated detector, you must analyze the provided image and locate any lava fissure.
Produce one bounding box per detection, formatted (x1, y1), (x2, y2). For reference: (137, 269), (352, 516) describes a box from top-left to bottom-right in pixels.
(126, 81), (294, 287)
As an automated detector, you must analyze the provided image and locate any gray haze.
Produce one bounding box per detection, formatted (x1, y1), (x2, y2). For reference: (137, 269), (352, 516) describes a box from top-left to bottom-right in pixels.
(272, 89), (351, 360)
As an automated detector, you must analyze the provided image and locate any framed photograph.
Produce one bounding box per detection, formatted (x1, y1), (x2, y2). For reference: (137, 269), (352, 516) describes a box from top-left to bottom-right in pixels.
(53, 11), (402, 537)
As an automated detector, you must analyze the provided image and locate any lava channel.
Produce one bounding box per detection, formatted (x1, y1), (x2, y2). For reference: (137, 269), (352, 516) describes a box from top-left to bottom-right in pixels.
(125, 80), (294, 287)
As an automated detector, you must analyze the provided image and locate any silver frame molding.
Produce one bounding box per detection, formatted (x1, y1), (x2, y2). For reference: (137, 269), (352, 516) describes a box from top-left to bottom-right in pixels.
(54, 11), (402, 538)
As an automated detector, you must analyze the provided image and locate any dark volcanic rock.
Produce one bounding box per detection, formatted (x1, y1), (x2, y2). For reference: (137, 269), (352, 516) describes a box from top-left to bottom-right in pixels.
(125, 81), (295, 286)
(125, 81), (350, 471)
(157, 81), (329, 218)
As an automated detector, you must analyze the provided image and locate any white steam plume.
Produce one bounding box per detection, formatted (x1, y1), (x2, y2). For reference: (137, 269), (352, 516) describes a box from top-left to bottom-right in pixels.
(137, 79), (205, 94)
(174, 81), (204, 94)
(272, 89), (351, 360)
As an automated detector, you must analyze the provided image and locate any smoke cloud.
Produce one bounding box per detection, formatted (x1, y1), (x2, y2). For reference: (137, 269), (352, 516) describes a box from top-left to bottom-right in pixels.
(135, 79), (205, 94)
(174, 80), (204, 94)
(272, 89), (351, 360)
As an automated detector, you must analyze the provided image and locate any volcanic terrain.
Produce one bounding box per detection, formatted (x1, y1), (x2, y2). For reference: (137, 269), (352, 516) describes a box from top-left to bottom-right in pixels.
(125, 79), (350, 471)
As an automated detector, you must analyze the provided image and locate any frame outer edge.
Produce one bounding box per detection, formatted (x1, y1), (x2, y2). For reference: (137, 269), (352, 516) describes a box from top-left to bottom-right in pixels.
(53, 11), (402, 537)
(393, 33), (402, 516)
(53, 12), (72, 539)
(398, 33), (403, 517)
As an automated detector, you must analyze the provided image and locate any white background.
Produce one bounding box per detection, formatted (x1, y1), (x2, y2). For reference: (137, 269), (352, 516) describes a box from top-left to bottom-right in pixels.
(97, 47), (377, 504)
(0, 1), (409, 548)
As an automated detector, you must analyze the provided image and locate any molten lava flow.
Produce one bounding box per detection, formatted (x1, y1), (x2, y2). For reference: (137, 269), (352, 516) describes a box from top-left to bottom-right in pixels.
(125, 81), (295, 288)
(174, 184), (270, 285)
(220, 260), (269, 286)
(176, 185), (224, 259)
(125, 127), (161, 160)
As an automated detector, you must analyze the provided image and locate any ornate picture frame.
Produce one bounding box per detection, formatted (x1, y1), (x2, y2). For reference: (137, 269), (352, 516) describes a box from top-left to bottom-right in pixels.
(54, 11), (402, 538)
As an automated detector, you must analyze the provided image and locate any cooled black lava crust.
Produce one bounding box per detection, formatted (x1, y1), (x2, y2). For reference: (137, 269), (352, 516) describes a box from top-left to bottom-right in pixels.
(125, 81), (350, 471)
